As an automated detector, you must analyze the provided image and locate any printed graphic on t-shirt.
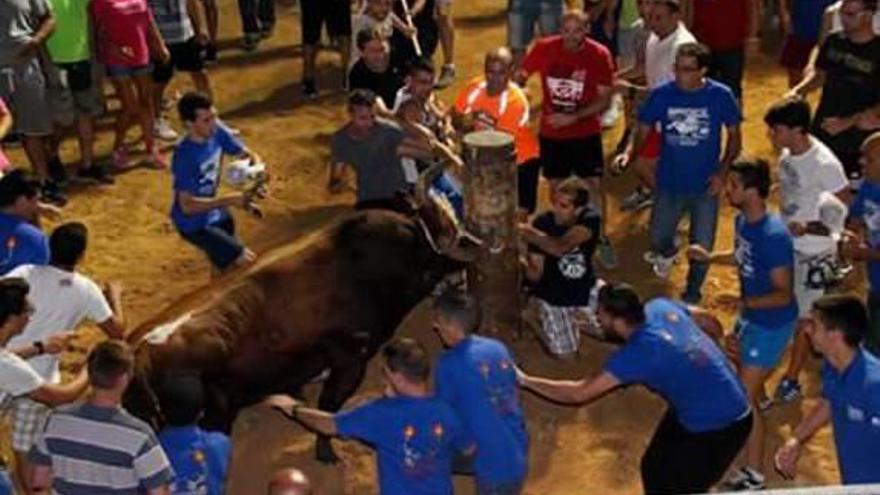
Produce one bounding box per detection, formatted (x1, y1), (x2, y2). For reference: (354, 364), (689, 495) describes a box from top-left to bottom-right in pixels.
(169, 448), (208, 495)
(735, 234), (755, 278)
(196, 151), (222, 224)
(401, 423), (444, 479)
(779, 160), (802, 218)
(665, 107), (711, 147)
(825, 46), (876, 76)
(480, 359), (519, 415)
(557, 251), (587, 279)
(546, 66), (586, 113)
(862, 198), (880, 247)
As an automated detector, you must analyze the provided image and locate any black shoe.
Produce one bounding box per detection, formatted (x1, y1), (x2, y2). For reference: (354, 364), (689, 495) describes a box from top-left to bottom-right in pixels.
(48, 158), (69, 187)
(259, 24), (274, 40)
(77, 164), (115, 185)
(241, 33), (260, 52)
(205, 43), (218, 63)
(302, 79), (318, 100)
(41, 180), (68, 207)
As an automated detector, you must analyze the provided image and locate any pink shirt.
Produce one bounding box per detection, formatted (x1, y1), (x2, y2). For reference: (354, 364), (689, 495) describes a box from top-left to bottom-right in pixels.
(90, 0), (152, 67)
(0, 99), (10, 170)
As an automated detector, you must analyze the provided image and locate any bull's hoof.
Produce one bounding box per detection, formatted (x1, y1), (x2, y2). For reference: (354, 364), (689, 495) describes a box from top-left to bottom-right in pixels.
(315, 440), (340, 464)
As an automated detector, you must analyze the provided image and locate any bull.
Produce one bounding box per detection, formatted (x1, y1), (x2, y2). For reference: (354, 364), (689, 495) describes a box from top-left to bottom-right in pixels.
(124, 176), (477, 463)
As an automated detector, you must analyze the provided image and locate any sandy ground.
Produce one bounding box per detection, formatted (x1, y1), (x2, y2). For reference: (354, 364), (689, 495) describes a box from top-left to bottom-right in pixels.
(1, 0), (860, 493)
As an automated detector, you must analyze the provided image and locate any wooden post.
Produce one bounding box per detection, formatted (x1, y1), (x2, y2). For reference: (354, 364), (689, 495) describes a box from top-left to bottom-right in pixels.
(462, 130), (521, 337)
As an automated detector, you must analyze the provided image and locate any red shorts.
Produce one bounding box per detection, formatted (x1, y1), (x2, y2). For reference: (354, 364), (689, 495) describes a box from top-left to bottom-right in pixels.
(639, 128), (661, 159)
(780, 35), (816, 71)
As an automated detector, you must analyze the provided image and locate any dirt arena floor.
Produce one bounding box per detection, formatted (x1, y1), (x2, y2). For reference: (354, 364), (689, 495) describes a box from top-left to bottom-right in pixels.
(2, 0), (860, 493)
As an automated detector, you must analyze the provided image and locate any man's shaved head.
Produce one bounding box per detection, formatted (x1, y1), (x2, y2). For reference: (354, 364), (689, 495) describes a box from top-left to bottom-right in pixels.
(268, 468), (313, 495)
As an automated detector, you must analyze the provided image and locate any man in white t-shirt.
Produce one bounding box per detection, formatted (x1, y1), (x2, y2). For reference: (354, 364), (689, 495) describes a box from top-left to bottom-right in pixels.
(764, 97), (851, 404)
(0, 277), (88, 494)
(3, 221), (124, 492)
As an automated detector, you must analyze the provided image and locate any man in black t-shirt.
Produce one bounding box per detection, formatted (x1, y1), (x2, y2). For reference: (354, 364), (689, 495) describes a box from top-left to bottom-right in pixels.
(790, 0), (880, 188)
(348, 28), (404, 111)
(520, 177), (604, 359)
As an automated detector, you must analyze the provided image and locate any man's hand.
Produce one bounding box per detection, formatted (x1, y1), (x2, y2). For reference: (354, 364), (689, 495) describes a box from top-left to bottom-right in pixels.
(401, 24), (417, 38)
(265, 394), (301, 418)
(821, 116), (854, 136)
(774, 437), (802, 480)
(102, 281), (123, 300)
(196, 29), (210, 45)
(707, 173), (725, 196)
(44, 332), (76, 355)
(715, 292), (742, 310)
(787, 221), (807, 237)
(856, 111), (880, 131)
(546, 112), (578, 129)
(610, 153), (631, 176)
(155, 42), (171, 64)
(686, 243), (711, 263)
(37, 201), (63, 221)
(15, 38), (41, 62)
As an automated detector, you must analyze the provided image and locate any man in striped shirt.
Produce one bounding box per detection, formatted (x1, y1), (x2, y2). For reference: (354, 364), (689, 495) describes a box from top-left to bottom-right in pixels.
(29, 341), (174, 495)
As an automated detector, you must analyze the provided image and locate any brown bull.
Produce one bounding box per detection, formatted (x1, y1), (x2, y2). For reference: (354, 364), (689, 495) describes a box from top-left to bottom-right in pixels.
(124, 190), (476, 463)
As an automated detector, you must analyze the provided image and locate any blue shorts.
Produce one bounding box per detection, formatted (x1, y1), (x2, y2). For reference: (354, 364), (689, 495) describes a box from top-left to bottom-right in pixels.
(105, 63), (153, 78)
(735, 318), (796, 369)
(0, 468), (12, 495)
(177, 216), (245, 270)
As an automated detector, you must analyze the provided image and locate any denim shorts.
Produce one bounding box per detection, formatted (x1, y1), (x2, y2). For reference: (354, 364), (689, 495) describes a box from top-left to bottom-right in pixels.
(508, 0), (563, 50)
(178, 216), (245, 270)
(735, 318), (796, 369)
(105, 63), (153, 78)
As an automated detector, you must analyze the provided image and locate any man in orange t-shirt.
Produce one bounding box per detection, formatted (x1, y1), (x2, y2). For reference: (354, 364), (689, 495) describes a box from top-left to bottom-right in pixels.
(453, 47), (540, 216)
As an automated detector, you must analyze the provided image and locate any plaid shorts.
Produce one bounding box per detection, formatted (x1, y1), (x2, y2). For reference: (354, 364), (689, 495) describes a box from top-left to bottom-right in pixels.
(11, 398), (51, 453)
(532, 279), (605, 356)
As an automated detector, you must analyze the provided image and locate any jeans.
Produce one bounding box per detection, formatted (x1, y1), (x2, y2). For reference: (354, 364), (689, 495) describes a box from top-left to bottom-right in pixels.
(650, 190), (720, 302)
(708, 47), (745, 100)
(507, 0), (563, 50)
(238, 0), (275, 35)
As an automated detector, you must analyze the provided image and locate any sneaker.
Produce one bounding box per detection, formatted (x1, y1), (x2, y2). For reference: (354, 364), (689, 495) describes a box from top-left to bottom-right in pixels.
(643, 250), (658, 264)
(259, 24), (274, 40)
(652, 253), (676, 279)
(48, 158), (69, 187)
(596, 236), (618, 269)
(620, 188), (653, 212)
(241, 33), (260, 52)
(302, 79), (318, 100)
(435, 64), (456, 89)
(112, 147), (131, 170)
(774, 378), (802, 403)
(77, 164), (115, 184)
(40, 180), (68, 207)
(205, 43), (218, 63)
(723, 467), (766, 491)
(153, 118), (179, 141)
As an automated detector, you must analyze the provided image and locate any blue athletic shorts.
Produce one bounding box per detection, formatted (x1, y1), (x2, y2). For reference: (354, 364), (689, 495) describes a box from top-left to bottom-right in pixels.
(735, 318), (796, 369)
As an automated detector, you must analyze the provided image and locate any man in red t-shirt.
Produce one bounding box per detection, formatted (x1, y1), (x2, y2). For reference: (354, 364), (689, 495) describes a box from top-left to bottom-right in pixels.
(516, 10), (617, 267)
(682, 0), (758, 101)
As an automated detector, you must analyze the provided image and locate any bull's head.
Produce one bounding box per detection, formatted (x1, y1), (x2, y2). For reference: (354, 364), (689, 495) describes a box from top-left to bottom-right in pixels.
(409, 163), (482, 263)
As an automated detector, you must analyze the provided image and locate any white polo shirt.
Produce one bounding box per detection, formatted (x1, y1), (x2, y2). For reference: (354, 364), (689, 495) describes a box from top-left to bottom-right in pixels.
(645, 22), (697, 88)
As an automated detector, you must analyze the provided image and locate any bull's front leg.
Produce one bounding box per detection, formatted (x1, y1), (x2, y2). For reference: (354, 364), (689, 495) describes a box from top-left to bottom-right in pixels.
(314, 344), (370, 464)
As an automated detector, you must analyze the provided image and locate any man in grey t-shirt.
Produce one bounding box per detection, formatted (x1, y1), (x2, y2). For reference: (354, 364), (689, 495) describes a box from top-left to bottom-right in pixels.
(330, 89), (447, 212)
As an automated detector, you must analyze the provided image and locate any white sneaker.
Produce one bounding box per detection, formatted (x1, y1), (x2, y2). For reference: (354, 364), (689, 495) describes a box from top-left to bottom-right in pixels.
(154, 118), (179, 141)
(652, 254), (676, 279)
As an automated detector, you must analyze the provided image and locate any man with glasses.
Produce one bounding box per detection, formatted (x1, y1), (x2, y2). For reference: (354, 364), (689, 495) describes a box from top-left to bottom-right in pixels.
(618, 42), (741, 304)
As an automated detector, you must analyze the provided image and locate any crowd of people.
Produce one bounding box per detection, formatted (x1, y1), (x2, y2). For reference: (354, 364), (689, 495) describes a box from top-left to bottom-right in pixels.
(1, 0), (880, 493)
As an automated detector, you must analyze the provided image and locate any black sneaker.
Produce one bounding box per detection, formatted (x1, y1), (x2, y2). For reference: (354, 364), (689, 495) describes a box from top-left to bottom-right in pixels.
(205, 43), (218, 63)
(41, 180), (68, 207)
(77, 164), (115, 185)
(259, 24), (274, 40)
(241, 33), (260, 52)
(302, 79), (318, 100)
(48, 158), (69, 187)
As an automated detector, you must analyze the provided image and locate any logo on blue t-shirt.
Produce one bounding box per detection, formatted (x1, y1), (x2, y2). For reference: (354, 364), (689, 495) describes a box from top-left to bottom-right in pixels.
(168, 447), (209, 495)
(862, 198), (880, 248)
(401, 422), (448, 478)
(735, 234), (755, 279)
(665, 107), (711, 146)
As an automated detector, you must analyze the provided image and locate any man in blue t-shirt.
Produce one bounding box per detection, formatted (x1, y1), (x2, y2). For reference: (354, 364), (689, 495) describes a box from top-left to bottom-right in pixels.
(519, 283), (752, 495)
(845, 132), (880, 353)
(520, 177), (603, 358)
(775, 294), (880, 485)
(0, 170), (49, 275)
(620, 42), (742, 303)
(265, 338), (472, 495)
(171, 92), (264, 274)
(430, 290), (529, 495)
(688, 158), (798, 490)
(157, 372), (230, 495)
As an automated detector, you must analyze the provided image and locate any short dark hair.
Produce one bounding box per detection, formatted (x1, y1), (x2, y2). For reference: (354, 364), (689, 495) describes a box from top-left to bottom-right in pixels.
(50, 222), (88, 267)
(0, 169), (40, 208)
(676, 42), (711, 70)
(556, 177), (591, 207)
(407, 57), (436, 77)
(177, 91), (213, 122)
(764, 97), (812, 133)
(432, 289), (482, 334)
(348, 89), (377, 110)
(812, 294), (868, 347)
(87, 340), (135, 390)
(848, 0), (878, 12)
(356, 27), (384, 51)
(158, 371), (205, 426)
(730, 158), (771, 199)
(0, 278), (29, 327)
(382, 338), (431, 383)
(655, 0), (681, 13)
(597, 283), (646, 326)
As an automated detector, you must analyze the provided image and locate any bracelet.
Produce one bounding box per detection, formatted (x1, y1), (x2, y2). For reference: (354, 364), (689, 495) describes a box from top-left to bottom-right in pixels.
(33, 341), (45, 355)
